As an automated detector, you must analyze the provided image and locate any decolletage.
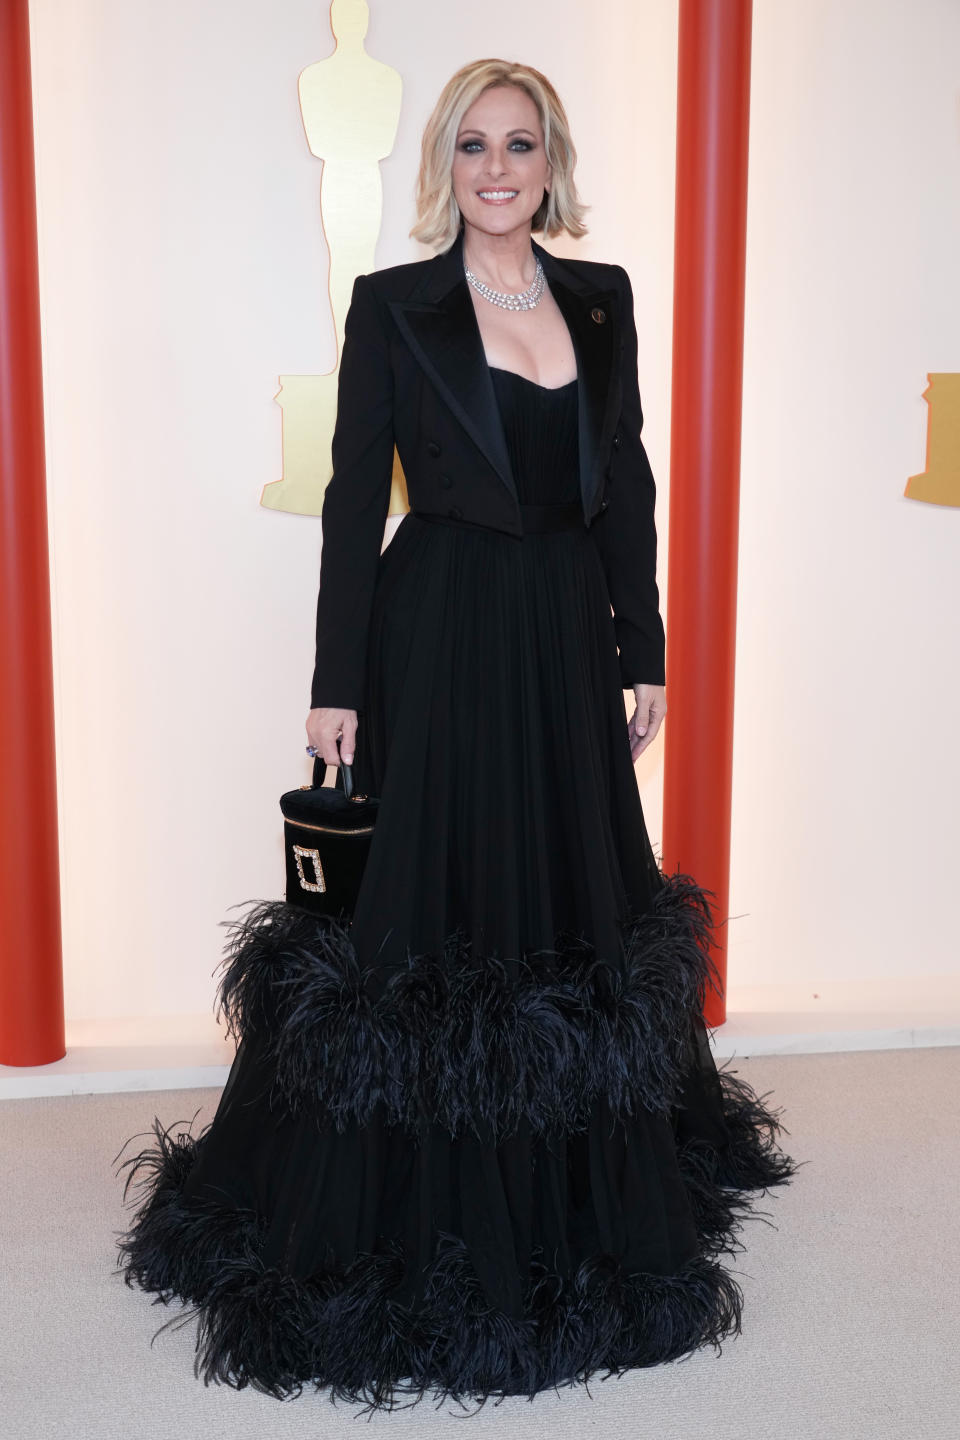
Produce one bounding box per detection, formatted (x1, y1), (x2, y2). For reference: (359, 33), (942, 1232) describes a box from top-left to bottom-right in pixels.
(489, 366), (579, 506)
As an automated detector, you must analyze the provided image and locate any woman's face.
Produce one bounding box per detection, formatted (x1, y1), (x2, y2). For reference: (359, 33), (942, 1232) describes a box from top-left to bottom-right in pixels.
(451, 85), (552, 242)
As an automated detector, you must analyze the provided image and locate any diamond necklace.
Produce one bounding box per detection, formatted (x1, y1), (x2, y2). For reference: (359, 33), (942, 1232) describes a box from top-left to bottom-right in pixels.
(464, 255), (546, 311)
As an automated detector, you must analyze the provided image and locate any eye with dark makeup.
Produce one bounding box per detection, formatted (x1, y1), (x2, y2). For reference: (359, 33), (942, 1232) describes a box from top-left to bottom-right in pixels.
(457, 139), (535, 153)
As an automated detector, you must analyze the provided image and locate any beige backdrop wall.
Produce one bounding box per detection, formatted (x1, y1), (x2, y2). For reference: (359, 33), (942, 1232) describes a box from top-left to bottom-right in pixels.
(28, 0), (959, 1023)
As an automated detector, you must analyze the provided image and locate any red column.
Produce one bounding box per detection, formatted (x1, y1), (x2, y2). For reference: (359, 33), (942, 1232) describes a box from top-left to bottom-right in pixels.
(662, 0), (753, 1026)
(0, 0), (65, 1065)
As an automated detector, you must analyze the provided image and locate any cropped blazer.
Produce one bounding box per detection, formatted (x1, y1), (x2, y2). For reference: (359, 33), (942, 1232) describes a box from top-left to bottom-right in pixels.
(310, 227), (666, 712)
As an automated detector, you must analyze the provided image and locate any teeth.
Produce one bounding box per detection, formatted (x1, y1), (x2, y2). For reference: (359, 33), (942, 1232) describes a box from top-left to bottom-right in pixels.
(479, 191), (518, 199)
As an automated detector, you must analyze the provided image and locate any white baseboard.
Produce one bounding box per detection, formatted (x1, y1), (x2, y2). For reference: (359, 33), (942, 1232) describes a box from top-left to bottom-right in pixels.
(0, 1014), (235, 1100)
(2, 976), (958, 1100)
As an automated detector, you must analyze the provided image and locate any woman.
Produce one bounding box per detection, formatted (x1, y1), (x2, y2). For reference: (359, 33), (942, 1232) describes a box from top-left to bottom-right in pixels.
(116, 59), (798, 1412)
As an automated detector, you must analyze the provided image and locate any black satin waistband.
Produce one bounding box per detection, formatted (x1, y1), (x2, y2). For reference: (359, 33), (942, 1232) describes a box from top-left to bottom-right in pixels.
(412, 502), (583, 534)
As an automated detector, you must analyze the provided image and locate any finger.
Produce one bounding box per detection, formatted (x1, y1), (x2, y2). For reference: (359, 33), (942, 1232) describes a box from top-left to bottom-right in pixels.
(636, 711), (664, 756)
(630, 710), (651, 757)
(633, 690), (655, 737)
(323, 724), (345, 768)
(339, 714), (357, 765)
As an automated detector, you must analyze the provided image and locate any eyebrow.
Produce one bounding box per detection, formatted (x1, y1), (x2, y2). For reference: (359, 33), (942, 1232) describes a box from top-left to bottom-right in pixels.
(456, 127), (537, 138)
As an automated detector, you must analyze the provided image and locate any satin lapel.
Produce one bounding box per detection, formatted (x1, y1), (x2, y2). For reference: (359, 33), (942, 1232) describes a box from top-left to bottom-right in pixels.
(386, 232), (621, 516)
(387, 256), (516, 501)
(538, 254), (621, 518)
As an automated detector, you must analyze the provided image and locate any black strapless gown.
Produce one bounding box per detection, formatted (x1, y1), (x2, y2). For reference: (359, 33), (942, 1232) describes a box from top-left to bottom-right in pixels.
(115, 366), (799, 1413)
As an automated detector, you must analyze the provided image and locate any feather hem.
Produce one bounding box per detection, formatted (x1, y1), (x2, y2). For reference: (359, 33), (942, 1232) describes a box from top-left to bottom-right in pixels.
(113, 1071), (798, 1413)
(212, 870), (722, 1141)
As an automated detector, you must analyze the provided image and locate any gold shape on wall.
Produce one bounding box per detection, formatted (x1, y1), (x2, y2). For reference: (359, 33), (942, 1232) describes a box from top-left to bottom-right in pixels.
(905, 374), (960, 508)
(261, 0), (406, 517)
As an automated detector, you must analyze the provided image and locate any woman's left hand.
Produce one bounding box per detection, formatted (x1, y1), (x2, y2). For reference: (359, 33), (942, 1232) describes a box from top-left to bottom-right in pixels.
(628, 683), (666, 760)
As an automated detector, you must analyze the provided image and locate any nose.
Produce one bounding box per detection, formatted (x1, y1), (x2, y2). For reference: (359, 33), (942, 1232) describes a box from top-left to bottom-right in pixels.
(483, 148), (509, 180)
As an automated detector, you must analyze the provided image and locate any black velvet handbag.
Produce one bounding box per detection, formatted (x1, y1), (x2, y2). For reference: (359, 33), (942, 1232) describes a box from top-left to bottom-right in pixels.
(278, 756), (379, 917)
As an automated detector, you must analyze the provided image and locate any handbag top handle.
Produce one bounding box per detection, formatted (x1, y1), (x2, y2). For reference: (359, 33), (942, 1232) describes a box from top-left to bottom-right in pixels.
(313, 754), (356, 799)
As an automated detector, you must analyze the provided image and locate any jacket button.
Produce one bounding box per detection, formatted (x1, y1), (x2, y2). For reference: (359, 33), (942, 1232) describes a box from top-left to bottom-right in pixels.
(439, 473), (452, 489)
(427, 441), (441, 458)
(448, 506), (463, 519)
(613, 434), (621, 449)
(591, 307), (607, 324)
(600, 499), (610, 510)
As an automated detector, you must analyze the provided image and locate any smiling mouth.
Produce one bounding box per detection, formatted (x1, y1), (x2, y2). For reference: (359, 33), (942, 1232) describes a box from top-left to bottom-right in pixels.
(477, 190), (519, 202)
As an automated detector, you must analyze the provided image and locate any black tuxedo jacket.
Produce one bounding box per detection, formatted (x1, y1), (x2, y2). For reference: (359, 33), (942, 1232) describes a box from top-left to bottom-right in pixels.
(310, 228), (666, 712)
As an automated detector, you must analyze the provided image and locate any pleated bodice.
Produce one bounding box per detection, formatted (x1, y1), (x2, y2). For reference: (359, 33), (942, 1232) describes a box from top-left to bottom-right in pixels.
(489, 366), (579, 504)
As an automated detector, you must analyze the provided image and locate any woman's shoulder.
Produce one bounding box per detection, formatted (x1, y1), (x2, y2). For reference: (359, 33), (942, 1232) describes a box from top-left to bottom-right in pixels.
(552, 251), (630, 293)
(359, 252), (440, 300)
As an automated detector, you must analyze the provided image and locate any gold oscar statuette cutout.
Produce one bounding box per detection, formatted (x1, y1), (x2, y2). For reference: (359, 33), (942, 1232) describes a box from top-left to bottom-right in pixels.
(261, 0), (407, 517)
(904, 374), (960, 508)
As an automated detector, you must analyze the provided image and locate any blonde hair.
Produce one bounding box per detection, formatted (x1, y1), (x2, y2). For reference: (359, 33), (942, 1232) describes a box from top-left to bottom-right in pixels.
(411, 59), (589, 252)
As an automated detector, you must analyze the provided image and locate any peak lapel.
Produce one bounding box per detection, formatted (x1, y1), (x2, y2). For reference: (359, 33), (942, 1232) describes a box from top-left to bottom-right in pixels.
(534, 240), (621, 519)
(387, 234), (516, 501)
(386, 231), (621, 520)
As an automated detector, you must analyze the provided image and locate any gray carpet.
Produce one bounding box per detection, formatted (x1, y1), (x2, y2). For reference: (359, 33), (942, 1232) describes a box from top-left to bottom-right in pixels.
(1, 1047), (956, 1438)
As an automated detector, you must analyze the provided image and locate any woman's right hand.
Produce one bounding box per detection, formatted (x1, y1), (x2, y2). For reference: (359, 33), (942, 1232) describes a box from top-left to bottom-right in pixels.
(306, 707), (358, 767)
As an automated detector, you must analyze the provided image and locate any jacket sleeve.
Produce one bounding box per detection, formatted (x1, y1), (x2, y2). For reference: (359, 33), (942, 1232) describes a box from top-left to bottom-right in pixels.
(309, 272), (395, 712)
(588, 264), (666, 688)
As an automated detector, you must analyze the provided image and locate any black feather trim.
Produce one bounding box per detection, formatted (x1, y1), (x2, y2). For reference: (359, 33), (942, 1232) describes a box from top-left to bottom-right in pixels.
(676, 1065), (802, 1259)
(212, 871), (722, 1141)
(114, 1116), (757, 1414)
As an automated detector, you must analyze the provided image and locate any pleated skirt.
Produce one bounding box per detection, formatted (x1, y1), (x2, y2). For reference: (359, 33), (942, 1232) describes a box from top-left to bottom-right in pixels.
(114, 505), (799, 1413)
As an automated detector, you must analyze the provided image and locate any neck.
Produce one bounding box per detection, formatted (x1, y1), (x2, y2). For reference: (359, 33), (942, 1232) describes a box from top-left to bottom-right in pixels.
(461, 224), (537, 291)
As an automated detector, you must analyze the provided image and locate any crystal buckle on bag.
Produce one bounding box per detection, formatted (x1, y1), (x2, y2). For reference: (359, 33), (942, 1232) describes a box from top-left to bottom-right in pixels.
(292, 845), (326, 893)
